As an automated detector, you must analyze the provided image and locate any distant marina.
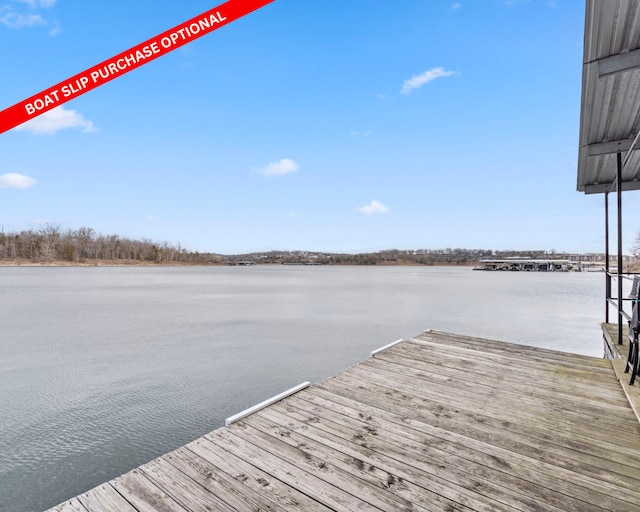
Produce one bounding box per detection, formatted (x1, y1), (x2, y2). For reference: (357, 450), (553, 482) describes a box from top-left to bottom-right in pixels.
(472, 258), (607, 272)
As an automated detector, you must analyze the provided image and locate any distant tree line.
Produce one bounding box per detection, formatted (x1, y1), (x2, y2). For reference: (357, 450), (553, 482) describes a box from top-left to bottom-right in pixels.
(220, 248), (604, 266)
(0, 224), (607, 266)
(0, 224), (223, 264)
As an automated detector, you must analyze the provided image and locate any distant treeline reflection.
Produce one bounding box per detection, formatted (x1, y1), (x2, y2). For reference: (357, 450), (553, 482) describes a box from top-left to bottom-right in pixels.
(0, 224), (602, 266)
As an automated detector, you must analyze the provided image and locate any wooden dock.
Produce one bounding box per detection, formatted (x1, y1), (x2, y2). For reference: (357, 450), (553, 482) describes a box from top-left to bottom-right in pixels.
(47, 330), (640, 512)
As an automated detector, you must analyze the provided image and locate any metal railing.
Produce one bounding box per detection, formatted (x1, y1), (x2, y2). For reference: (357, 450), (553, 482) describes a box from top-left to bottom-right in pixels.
(606, 271), (640, 383)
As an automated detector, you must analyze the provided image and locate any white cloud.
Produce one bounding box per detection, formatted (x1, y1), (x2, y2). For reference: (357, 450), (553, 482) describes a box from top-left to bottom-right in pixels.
(48, 19), (59, 35)
(1, 0), (57, 31)
(0, 10), (44, 27)
(357, 200), (389, 216)
(13, 0), (56, 8)
(452, 2), (462, 9)
(14, 107), (97, 135)
(504, 0), (540, 5)
(255, 158), (299, 176)
(0, 173), (37, 189)
(401, 67), (456, 95)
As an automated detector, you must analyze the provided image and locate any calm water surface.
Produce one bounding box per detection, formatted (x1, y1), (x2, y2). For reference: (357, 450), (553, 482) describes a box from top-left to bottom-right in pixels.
(0, 265), (604, 512)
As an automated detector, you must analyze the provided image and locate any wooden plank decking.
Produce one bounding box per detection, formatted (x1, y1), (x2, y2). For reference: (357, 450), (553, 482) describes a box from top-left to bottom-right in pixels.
(47, 330), (640, 512)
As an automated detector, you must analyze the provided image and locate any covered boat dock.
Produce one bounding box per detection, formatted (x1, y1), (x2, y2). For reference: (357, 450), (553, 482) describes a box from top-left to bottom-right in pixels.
(576, 0), (640, 384)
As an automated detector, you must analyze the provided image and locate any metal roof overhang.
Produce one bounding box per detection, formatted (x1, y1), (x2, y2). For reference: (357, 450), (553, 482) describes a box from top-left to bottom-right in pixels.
(577, 0), (640, 194)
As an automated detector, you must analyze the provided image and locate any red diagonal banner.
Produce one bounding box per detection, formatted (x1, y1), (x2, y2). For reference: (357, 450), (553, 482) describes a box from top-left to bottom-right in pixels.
(0, 0), (274, 135)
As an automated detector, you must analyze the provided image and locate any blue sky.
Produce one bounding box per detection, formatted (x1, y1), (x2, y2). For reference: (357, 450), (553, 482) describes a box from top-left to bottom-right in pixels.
(0, 0), (632, 254)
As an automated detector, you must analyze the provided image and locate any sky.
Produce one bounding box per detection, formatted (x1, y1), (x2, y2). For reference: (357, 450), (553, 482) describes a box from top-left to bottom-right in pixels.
(0, 0), (635, 255)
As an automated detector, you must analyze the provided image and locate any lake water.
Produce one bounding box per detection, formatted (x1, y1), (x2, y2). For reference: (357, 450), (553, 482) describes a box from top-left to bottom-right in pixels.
(0, 265), (605, 512)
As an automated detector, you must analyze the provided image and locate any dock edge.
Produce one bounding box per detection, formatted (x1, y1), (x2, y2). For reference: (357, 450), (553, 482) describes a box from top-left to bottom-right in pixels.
(225, 381), (311, 426)
(370, 338), (404, 357)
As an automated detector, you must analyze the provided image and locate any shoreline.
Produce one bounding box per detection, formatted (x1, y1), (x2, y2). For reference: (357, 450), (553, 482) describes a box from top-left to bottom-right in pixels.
(0, 259), (476, 268)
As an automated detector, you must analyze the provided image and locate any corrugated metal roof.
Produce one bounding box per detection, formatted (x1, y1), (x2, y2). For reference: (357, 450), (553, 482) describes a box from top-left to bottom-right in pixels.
(577, 0), (640, 194)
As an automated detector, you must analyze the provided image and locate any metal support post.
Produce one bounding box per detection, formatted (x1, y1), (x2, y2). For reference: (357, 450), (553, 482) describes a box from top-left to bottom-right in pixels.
(605, 192), (610, 323)
(618, 151), (623, 345)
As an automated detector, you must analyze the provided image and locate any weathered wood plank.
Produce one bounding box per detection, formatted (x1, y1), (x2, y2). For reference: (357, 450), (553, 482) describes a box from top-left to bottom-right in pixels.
(388, 338), (628, 405)
(140, 457), (237, 512)
(258, 402), (583, 512)
(186, 438), (333, 512)
(329, 367), (640, 484)
(400, 341), (618, 397)
(411, 335), (615, 376)
(77, 483), (138, 512)
(339, 363), (627, 448)
(410, 331), (613, 370)
(111, 469), (190, 512)
(404, 333), (611, 372)
(253, 405), (519, 512)
(240, 414), (466, 512)
(407, 336), (616, 384)
(348, 360), (640, 442)
(318, 375), (640, 499)
(415, 330), (613, 368)
(206, 427), (382, 511)
(363, 354), (640, 436)
(163, 446), (289, 512)
(230, 418), (428, 512)
(52, 498), (88, 512)
(287, 388), (640, 512)
(242, 412), (477, 512)
(306, 381), (640, 499)
(370, 350), (630, 416)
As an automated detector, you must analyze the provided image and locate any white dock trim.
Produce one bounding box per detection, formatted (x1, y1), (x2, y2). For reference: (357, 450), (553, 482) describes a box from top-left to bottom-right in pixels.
(225, 381), (311, 426)
(370, 338), (403, 357)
